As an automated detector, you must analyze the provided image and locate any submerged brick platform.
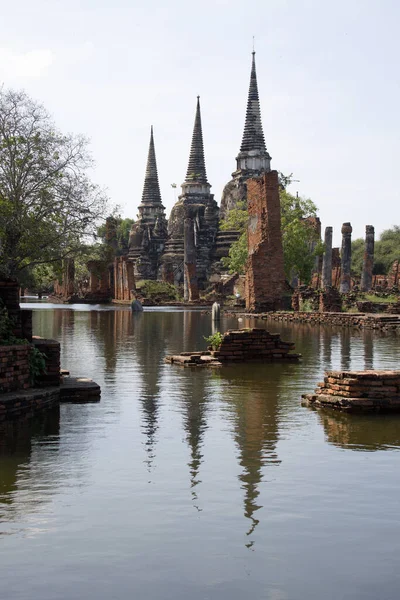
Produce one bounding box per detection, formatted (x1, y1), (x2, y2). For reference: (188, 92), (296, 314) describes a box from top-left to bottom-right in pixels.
(60, 377), (101, 403)
(165, 328), (300, 367)
(302, 370), (400, 412)
(0, 386), (60, 421)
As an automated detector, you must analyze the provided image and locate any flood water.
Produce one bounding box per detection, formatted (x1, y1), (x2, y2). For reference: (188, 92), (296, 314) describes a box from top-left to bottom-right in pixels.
(1, 305), (400, 600)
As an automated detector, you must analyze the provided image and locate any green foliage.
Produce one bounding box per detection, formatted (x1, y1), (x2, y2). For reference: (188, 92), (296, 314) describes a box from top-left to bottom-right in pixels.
(221, 231), (248, 274)
(352, 227), (400, 277)
(136, 280), (181, 301)
(351, 238), (364, 277)
(97, 216), (134, 256)
(0, 88), (109, 282)
(280, 190), (321, 284)
(220, 201), (248, 232)
(0, 302), (46, 384)
(0, 302), (17, 344)
(299, 299), (314, 312)
(220, 186), (321, 283)
(204, 331), (223, 349)
(364, 293), (398, 304)
(29, 347), (47, 385)
(375, 227), (400, 274)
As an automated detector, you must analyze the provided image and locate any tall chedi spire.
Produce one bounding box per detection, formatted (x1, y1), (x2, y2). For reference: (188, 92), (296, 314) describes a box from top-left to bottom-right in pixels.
(182, 97), (211, 195)
(236, 52), (271, 174)
(140, 126), (163, 207)
(185, 96), (208, 184)
(161, 95), (218, 294)
(128, 126), (167, 281)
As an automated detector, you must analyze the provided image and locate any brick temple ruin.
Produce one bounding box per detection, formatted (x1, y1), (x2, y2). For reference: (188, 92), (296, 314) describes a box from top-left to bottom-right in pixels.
(51, 51), (396, 309)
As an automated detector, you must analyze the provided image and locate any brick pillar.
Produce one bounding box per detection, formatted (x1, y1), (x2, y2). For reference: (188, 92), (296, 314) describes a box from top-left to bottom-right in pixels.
(113, 258), (119, 300)
(339, 222), (352, 293)
(126, 260), (135, 300)
(162, 261), (174, 284)
(64, 258), (75, 296)
(361, 225), (375, 292)
(322, 226), (333, 289)
(119, 259), (124, 301)
(87, 262), (100, 293)
(184, 207), (199, 301)
(245, 171), (285, 312)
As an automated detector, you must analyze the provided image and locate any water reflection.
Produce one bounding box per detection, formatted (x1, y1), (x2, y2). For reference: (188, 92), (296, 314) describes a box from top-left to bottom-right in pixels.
(133, 312), (174, 471)
(316, 409), (400, 451)
(180, 374), (210, 510)
(4, 306), (400, 600)
(0, 407), (60, 530)
(217, 365), (281, 548)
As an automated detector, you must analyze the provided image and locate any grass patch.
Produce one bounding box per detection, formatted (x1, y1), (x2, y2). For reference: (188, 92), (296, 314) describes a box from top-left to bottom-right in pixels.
(364, 293), (399, 304)
(136, 280), (181, 302)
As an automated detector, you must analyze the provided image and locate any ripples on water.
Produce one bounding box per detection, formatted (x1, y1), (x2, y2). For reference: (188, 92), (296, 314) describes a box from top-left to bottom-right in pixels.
(1, 305), (400, 599)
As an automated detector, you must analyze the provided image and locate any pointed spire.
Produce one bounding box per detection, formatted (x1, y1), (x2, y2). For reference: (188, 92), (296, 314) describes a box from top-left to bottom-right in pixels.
(185, 97), (208, 184)
(141, 126), (163, 205)
(240, 52), (267, 153)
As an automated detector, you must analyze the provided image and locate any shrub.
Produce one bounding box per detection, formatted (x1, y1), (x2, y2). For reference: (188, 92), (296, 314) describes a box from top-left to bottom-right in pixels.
(204, 331), (224, 350)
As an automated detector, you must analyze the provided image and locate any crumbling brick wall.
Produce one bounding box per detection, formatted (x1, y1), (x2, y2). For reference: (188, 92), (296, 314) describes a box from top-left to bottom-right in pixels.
(245, 171), (285, 312)
(113, 256), (135, 301)
(0, 345), (31, 393)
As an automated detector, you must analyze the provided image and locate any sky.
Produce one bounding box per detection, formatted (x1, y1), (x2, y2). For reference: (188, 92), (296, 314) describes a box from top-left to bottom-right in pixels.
(1, 0), (399, 246)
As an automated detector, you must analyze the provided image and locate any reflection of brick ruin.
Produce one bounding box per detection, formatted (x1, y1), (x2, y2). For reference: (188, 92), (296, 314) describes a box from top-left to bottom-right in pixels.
(245, 171), (285, 312)
(47, 49), (394, 305)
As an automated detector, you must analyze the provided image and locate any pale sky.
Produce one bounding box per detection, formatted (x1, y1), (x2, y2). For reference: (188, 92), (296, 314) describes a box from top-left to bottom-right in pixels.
(1, 0), (399, 246)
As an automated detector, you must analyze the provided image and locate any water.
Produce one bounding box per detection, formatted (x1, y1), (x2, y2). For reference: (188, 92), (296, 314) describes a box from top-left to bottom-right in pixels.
(1, 305), (400, 600)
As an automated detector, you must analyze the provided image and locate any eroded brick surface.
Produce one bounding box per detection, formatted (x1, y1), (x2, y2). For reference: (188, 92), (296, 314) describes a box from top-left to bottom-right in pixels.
(245, 171), (285, 312)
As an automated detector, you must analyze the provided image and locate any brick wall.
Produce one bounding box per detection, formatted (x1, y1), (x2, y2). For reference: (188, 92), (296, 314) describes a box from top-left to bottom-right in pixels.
(0, 344), (31, 393)
(32, 337), (61, 387)
(245, 171), (285, 312)
(213, 328), (298, 362)
(303, 370), (400, 412)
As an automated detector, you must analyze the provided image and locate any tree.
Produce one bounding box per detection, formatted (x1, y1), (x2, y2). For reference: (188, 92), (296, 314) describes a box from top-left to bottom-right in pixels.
(0, 88), (108, 281)
(97, 216), (134, 256)
(280, 190), (323, 284)
(352, 226), (400, 277)
(221, 189), (322, 283)
(375, 226), (400, 273)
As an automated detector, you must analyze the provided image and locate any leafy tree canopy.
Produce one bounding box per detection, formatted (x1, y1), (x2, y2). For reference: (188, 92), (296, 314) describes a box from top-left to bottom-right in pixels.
(0, 88), (109, 281)
(97, 216), (134, 256)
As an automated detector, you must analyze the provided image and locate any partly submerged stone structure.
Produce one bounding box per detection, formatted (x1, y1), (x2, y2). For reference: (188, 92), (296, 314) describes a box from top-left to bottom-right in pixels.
(161, 97), (219, 290)
(165, 328), (299, 367)
(128, 127), (168, 280)
(302, 370), (400, 413)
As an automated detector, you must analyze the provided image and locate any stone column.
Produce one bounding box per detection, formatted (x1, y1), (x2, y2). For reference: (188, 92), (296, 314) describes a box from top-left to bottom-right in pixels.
(339, 222), (352, 293)
(184, 207), (199, 301)
(321, 226), (333, 289)
(361, 225), (375, 292)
